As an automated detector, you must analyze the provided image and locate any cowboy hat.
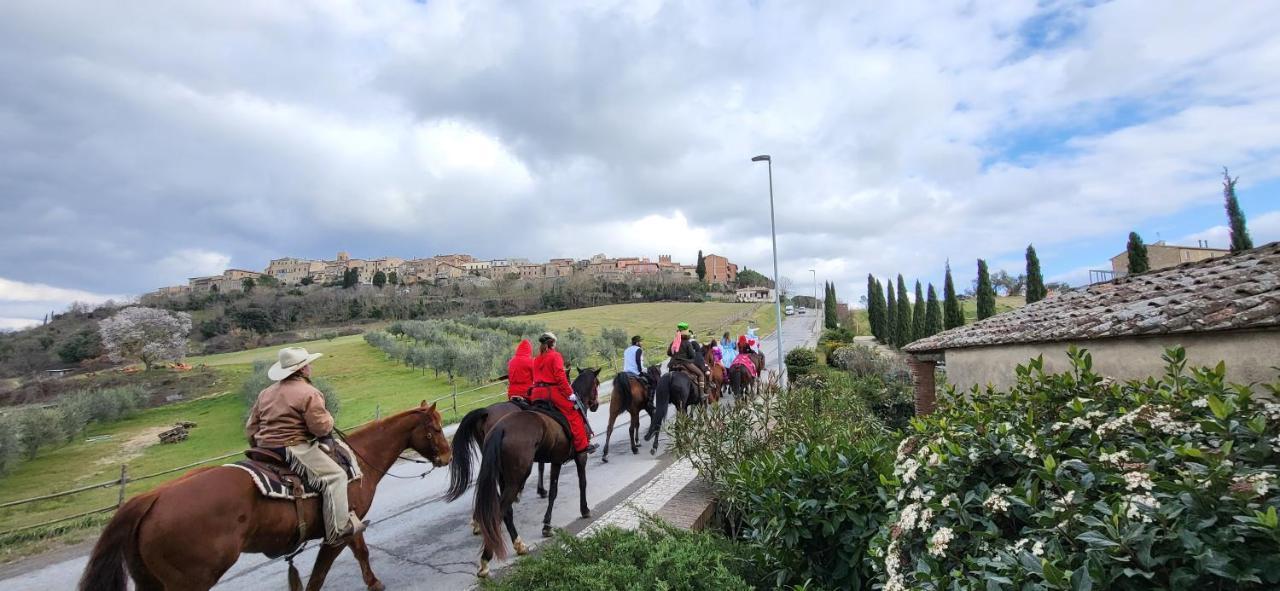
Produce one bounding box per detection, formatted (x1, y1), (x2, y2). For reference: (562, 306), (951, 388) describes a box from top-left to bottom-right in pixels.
(268, 347), (324, 381)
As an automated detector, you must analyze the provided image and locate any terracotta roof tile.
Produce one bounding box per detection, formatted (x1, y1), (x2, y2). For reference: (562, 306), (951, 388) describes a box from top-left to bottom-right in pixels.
(904, 242), (1280, 353)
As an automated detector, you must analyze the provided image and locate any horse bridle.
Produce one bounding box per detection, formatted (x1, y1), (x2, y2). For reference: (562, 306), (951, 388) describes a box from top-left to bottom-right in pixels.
(332, 413), (443, 480)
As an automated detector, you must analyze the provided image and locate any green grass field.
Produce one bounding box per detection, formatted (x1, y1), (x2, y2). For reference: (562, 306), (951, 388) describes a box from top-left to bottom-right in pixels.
(0, 301), (770, 546)
(962, 295), (1025, 322)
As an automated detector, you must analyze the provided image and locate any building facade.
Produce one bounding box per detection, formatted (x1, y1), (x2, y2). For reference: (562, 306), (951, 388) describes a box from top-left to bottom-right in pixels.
(703, 254), (738, 285)
(1110, 241), (1229, 275)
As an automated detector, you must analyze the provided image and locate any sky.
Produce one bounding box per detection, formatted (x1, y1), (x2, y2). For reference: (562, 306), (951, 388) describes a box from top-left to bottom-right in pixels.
(2, 0), (1279, 330)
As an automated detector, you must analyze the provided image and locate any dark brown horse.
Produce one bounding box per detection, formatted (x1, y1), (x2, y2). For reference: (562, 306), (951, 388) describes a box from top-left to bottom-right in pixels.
(78, 403), (452, 591)
(447, 369), (601, 577)
(702, 346), (726, 403)
(643, 369), (704, 454)
(601, 365), (661, 462)
(446, 369), (601, 531)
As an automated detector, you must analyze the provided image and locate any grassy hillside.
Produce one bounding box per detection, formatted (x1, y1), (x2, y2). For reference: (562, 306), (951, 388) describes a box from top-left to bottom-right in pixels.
(961, 295), (1025, 323)
(0, 301), (769, 548)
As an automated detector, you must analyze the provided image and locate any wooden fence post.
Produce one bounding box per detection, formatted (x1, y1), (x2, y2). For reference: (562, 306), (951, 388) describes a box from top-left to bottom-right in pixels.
(117, 465), (128, 507)
(451, 382), (458, 416)
(375, 403), (381, 421)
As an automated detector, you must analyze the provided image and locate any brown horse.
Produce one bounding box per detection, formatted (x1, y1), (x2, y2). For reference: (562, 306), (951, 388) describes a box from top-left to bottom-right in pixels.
(446, 369), (602, 526)
(447, 369), (601, 577)
(78, 402), (452, 591)
(601, 364), (661, 462)
(702, 346), (726, 403)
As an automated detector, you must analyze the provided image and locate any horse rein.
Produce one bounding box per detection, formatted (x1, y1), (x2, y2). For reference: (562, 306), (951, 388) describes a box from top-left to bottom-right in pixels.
(331, 426), (439, 480)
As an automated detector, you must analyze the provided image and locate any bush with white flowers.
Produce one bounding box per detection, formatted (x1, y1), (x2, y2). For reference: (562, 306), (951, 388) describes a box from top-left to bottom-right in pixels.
(872, 346), (1280, 590)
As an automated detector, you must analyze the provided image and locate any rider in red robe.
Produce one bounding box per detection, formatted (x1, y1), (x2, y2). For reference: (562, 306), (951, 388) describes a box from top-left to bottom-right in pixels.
(530, 333), (594, 454)
(506, 339), (534, 400)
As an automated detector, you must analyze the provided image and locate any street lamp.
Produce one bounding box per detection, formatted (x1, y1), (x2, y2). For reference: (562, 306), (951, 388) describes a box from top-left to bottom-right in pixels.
(809, 269), (817, 310)
(752, 154), (785, 386)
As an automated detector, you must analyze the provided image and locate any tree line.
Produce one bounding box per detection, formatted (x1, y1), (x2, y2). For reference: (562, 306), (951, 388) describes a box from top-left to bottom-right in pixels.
(1125, 168), (1255, 275)
(867, 244), (1051, 348)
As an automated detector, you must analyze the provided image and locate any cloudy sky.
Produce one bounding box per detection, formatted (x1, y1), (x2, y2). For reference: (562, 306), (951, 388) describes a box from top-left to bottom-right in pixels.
(3, 1), (1279, 329)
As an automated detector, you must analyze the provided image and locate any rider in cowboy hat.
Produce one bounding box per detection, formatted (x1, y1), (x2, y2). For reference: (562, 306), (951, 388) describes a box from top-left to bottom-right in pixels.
(245, 347), (365, 545)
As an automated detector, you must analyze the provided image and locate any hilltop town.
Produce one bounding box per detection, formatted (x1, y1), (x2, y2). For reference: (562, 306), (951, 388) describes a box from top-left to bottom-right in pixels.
(156, 251), (746, 296)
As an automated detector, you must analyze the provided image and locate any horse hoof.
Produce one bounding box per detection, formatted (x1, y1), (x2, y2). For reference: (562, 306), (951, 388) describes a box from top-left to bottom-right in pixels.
(477, 560), (490, 578)
(581, 511), (592, 519)
(514, 537), (529, 556)
(650, 448), (656, 455)
(538, 490), (548, 499)
(631, 448), (638, 454)
(368, 582), (386, 591)
(542, 525), (553, 537)
(601, 456), (609, 463)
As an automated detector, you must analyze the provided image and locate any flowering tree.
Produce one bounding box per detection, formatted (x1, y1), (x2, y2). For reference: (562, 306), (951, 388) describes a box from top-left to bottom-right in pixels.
(98, 306), (192, 370)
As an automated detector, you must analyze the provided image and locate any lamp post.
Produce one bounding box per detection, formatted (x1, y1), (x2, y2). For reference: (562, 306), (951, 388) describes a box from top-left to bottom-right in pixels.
(752, 154), (786, 386)
(809, 269), (817, 311)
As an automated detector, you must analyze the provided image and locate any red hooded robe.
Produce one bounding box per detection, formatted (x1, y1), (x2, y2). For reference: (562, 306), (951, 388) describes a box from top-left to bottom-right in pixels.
(506, 339), (534, 399)
(531, 348), (590, 452)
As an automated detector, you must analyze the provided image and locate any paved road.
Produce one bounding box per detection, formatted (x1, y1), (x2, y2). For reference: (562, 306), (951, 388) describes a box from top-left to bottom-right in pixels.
(0, 314), (820, 591)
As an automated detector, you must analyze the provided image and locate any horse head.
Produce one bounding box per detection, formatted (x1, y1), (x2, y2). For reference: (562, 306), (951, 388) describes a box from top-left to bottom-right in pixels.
(572, 367), (602, 412)
(409, 401), (452, 467)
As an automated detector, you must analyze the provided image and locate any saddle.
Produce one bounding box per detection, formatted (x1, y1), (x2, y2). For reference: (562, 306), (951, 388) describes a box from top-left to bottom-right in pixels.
(511, 398), (574, 447)
(227, 441), (361, 502)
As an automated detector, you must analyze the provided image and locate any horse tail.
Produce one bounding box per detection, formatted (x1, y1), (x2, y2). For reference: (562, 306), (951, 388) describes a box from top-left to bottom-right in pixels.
(473, 426), (508, 560)
(612, 373), (631, 411)
(446, 407), (488, 502)
(654, 374), (671, 426)
(730, 365), (743, 397)
(78, 492), (159, 591)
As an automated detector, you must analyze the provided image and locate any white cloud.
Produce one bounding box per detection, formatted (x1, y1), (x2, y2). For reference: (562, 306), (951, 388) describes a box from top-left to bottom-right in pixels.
(152, 249), (232, 285)
(1180, 211), (1280, 250)
(0, 317), (40, 332)
(0, 277), (121, 304)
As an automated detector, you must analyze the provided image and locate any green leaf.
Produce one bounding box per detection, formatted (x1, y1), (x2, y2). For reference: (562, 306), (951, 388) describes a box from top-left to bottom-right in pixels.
(1070, 566), (1094, 591)
(1207, 394), (1230, 420)
(1075, 531), (1119, 548)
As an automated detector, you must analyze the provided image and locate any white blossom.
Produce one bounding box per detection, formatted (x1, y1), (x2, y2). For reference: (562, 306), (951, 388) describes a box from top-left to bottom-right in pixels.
(1070, 416), (1092, 430)
(897, 503), (921, 532)
(1233, 473), (1275, 496)
(98, 306), (192, 369)
(941, 493), (958, 507)
(928, 527), (955, 557)
(983, 485), (1012, 514)
(1032, 540), (1045, 556)
(1191, 398), (1209, 408)
(1123, 471), (1154, 491)
(1125, 493), (1160, 522)
(1022, 440), (1038, 458)
(1098, 450), (1130, 466)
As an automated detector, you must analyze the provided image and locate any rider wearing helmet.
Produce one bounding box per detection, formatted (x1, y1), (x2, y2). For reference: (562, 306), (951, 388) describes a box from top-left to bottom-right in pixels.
(530, 332), (596, 455)
(668, 322), (708, 393)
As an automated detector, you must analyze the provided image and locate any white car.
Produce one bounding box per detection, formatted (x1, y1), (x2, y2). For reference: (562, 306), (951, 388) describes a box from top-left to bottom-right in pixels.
(784, 305), (795, 315)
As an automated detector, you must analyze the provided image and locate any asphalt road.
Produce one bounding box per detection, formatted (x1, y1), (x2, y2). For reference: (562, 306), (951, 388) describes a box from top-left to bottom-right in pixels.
(0, 313), (821, 591)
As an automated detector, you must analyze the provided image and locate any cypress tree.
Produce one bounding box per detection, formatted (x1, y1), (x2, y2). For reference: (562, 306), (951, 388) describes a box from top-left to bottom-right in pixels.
(695, 250), (707, 281)
(1223, 168), (1254, 253)
(1025, 245), (1046, 303)
(873, 277), (888, 342)
(885, 280), (897, 346)
(912, 280), (926, 340)
(1126, 232), (1150, 275)
(895, 275), (911, 348)
(826, 282), (839, 329)
(925, 284), (942, 337)
(866, 274), (881, 341)
(943, 262), (964, 329)
(976, 259), (996, 320)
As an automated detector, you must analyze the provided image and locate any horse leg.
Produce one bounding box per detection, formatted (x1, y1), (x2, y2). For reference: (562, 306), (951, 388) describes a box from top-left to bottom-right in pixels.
(602, 408), (618, 463)
(348, 533), (386, 591)
(629, 408), (640, 454)
(575, 453), (590, 519)
(650, 420), (660, 455)
(542, 462), (562, 537)
(536, 462), (547, 498)
(304, 542), (347, 591)
(505, 504), (528, 556)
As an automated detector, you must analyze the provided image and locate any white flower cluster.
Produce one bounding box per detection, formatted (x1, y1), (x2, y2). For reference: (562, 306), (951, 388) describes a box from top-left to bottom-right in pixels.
(928, 527), (955, 558)
(1052, 490), (1078, 513)
(1263, 403), (1280, 421)
(1233, 473), (1275, 496)
(1125, 492), (1160, 522)
(883, 539), (907, 591)
(1148, 408), (1202, 436)
(983, 485), (1012, 514)
(1011, 537), (1044, 555)
(1191, 398), (1209, 408)
(1021, 439), (1038, 458)
(1070, 416), (1092, 430)
(1086, 410), (1106, 420)
(927, 452), (941, 467)
(1097, 405), (1146, 436)
(896, 458), (921, 484)
(1123, 471), (1154, 491)
(897, 503), (922, 532)
(1098, 450), (1131, 466)
(908, 487), (937, 504)
(941, 493), (958, 507)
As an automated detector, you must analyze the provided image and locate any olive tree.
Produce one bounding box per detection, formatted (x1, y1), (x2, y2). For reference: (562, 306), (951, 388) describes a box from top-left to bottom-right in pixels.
(98, 306), (192, 369)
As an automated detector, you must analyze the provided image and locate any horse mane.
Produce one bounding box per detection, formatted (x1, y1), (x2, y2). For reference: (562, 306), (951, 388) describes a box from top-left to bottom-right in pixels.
(345, 404), (441, 445)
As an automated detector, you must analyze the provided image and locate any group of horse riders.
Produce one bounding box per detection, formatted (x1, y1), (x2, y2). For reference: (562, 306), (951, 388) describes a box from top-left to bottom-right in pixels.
(240, 322), (762, 555)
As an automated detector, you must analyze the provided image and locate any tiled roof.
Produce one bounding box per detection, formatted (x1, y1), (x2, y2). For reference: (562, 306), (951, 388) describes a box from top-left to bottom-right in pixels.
(904, 242), (1280, 353)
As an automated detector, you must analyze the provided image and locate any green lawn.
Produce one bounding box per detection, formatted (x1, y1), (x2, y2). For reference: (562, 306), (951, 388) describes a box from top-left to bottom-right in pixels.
(0, 301), (770, 542)
(961, 295), (1025, 323)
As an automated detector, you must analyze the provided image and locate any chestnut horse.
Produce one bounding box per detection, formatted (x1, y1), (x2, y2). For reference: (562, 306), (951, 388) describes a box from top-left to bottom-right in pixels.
(78, 402), (452, 591)
(702, 345), (726, 403)
(601, 365), (661, 462)
(447, 369), (601, 577)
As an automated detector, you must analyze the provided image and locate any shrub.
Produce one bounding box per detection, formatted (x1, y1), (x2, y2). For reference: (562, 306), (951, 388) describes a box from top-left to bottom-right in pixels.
(785, 347), (818, 381)
(721, 440), (895, 590)
(17, 408), (64, 459)
(66, 386), (147, 424)
(830, 345), (890, 377)
(872, 347), (1280, 591)
(481, 520), (753, 590)
(0, 416), (18, 475)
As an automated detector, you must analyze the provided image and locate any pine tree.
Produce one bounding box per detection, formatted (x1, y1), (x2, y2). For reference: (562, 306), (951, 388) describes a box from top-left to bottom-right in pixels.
(943, 262), (964, 329)
(866, 274), (881, 341)
(885, 280), (897, 346)
(925, 284), (942, 337)
(895, 275), (911, 347)
(976, 259), (996, 320)
(1126, 232), (1150, 275)
(1223, 168), (1253, 253)
(912, 280), (926, 340)
(1025, 245), (1046, 303)
(696, 250), (707, 281)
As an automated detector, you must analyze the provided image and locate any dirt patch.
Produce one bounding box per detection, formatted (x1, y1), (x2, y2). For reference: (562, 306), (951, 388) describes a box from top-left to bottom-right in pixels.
(92, 426), (171, 468)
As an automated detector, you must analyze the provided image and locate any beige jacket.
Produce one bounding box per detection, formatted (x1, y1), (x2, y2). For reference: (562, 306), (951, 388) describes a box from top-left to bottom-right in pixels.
(245, 377), (335, 447)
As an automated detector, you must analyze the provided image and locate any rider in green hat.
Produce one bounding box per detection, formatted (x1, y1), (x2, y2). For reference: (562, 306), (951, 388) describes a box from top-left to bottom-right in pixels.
(668, 321), (705, 394)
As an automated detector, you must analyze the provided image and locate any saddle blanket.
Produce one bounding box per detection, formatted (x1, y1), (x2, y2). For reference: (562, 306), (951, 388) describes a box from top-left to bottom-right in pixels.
(226, 439), (362, 501)
(510, 398), (574, 444)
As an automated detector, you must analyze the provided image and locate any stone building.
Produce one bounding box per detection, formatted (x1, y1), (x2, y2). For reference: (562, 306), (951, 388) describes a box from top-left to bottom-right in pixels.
(904, 242), (1280, 415)
(702, 253), (738, 285)
(1110, 241), (1229, 276)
